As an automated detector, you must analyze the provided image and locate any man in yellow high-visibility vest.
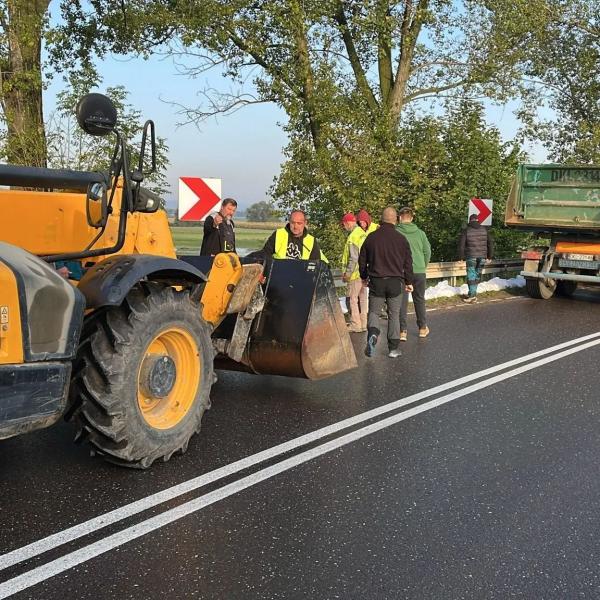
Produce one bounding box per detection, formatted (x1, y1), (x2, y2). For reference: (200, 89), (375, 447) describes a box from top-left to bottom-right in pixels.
(262, 209), (328, 262)
(341, 212), (368, 332)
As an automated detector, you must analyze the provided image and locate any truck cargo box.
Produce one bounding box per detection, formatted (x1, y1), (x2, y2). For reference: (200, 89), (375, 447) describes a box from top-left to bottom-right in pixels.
(505, 164), (600, 233)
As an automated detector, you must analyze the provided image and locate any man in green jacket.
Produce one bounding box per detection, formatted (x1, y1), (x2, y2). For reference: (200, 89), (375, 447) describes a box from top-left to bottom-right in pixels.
(396, 206), (431, 340)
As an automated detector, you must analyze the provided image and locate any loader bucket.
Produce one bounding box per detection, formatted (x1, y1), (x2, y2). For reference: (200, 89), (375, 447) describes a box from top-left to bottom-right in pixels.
(181, 256), (357, 379)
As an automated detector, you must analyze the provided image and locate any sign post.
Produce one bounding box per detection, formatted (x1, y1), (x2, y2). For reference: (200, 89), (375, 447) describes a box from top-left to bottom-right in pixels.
(178, 177), (222, 221)
(468, 197), (493, 226)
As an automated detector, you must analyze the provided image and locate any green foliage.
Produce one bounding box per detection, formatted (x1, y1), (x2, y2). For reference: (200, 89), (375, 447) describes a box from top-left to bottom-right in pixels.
(171, 225), (272, 255)
(46, 83), (170, 199)
(285, 101), (534, 265)
(245, 201), (281, 222)
(516, 1), (600, 163)
(0, 0), (590, 268)
(0, 0), (50, 166)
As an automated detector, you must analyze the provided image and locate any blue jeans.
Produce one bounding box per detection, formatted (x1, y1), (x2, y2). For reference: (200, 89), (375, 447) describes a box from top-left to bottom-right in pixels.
(466, 257), (486, 297)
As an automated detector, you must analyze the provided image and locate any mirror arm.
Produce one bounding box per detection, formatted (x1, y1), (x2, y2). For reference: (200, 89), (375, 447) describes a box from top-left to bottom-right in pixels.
(120, 137), (135, 212)
(138, 120), (156, 175)
(108, 132), (121, 184)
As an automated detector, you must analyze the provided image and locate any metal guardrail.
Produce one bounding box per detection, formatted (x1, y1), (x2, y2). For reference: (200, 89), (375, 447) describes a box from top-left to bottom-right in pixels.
(333, 258), (524, 288)
(426, 258), (524, 283)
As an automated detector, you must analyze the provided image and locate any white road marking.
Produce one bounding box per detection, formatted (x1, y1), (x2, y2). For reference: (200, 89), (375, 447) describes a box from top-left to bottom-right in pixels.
(1, 334), (600, 598)
(1, 331), (599, 574)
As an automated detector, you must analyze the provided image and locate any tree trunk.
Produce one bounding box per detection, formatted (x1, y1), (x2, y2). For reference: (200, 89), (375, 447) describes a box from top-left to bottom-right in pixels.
(289, 0), (323, 151)
(0, 0), (49, 167)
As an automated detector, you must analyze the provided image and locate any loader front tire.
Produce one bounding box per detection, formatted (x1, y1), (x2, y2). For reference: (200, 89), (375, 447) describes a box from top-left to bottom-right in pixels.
(68, 284), (214, 468)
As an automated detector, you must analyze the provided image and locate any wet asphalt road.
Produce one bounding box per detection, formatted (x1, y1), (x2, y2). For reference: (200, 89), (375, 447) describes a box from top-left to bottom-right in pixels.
(3, 291), (600, 599)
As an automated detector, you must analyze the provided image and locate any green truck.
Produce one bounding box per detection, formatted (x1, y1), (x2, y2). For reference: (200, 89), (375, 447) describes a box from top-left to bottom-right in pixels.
(505, 164), (600, 299)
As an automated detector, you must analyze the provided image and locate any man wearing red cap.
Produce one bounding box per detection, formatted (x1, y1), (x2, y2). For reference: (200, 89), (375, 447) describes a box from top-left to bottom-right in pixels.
(341, 213), (368, 332)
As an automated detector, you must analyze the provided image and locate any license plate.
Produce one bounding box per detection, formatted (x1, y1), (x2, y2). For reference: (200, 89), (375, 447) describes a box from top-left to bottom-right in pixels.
(558, 259), (600, 269)
(567, 253), (595, 261)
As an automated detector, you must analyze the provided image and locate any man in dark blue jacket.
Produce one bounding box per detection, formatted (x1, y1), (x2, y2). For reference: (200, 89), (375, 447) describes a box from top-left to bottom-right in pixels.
(458, 214), (494, 303)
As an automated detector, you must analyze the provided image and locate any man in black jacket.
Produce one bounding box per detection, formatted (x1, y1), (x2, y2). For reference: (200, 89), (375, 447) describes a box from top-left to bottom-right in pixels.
(358, 206), (414, 358)
(199, 198), (237, 256)
(457, 214), (494, 303)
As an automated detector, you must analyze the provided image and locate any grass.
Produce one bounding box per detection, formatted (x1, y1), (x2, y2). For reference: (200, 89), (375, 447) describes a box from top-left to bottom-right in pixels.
(171, 225), (273, 254)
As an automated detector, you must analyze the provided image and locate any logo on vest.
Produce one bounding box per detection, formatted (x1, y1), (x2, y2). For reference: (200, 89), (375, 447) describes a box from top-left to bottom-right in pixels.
(286, 242), (302, 259)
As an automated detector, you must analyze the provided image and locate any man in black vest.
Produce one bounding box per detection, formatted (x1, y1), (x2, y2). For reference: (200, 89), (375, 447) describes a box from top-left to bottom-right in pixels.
(200, 198), (237, 256)
(458, 213), (494, 303)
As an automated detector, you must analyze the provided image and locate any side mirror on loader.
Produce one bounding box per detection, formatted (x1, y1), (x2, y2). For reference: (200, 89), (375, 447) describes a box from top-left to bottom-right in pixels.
(76, 93), (118, 136)
(76, 93), (115, 228)
(86, 182), (109, 228)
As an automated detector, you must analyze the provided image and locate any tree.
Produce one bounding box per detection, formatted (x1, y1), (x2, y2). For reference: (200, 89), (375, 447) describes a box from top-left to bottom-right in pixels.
(47, 84), (170, 200)
(50, 1), (540, 205)
(397, 101), (529, 261)
(0, 2), (139, 167)
(245, 200), (280, 222)
(313, 101), (531, 264)
(515, 0), (600, 163)
(0, 0), (50, 166)
(45, 0), (591, 258)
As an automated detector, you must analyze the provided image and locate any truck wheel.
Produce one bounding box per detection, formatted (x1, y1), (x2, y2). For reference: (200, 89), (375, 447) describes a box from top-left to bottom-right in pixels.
(556, 280), (577, 297)
(525, 276), (556, 299)
(68, 284), (214, 468)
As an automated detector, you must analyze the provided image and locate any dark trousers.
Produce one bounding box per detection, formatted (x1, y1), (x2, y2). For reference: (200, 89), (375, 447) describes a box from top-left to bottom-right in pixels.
(367, 277), (403, 350)
(400, 272), (427, 330)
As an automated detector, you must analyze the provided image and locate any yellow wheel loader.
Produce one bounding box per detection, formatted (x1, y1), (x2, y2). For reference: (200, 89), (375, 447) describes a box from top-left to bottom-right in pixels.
(0, 94), (356, 468)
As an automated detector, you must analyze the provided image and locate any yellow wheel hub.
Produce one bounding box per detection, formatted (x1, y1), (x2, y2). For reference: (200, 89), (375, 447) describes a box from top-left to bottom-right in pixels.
(137, 327), (201, 430)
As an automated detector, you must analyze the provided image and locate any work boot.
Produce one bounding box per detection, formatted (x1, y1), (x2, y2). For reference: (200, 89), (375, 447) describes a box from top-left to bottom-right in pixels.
(418, 326), (430, 338)
(365, 334), (378, 357)
(388, 349), (402, 358)
(400, 331), (408, 342)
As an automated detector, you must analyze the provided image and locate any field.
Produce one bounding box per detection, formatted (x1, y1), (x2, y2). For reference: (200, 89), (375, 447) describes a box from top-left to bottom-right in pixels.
(171, 224), (274, 255)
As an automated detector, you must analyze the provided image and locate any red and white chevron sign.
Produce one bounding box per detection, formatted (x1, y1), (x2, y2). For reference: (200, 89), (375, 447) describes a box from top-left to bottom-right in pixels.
(178, 177), (222, 221)
(468, 197), (493, 226)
